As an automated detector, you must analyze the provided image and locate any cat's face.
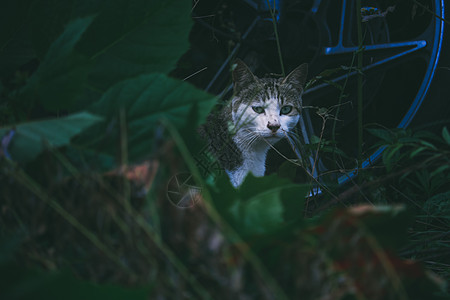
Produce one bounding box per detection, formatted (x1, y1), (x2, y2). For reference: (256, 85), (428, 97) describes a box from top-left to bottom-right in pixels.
(230, 60), (308, 143)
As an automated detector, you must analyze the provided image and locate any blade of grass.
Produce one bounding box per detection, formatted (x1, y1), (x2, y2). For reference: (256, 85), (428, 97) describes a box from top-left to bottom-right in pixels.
(49, 152), (213, 300)
(4, 159), (136, 279)
(356, 0), (364, 172)
(163, 119), (291, 300)
(332, 54), (356, 167)
(95, 179), (213, 300)
(357, 221), (409, 300)
(95, 112), (212, 300)
(266, 0), (285, 76)
(119, 108), (132, 211)
(48, 148), (183, 298)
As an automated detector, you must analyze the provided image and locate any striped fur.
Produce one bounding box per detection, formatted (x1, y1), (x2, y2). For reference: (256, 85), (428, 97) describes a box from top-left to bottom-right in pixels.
(200, 60), (308, 187)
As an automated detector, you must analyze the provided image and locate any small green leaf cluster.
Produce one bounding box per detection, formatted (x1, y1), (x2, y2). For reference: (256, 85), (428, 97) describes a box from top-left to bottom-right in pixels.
(365, 126), (450, 286)
(210, 174), (309, 238)
(367, 126), (450, 192)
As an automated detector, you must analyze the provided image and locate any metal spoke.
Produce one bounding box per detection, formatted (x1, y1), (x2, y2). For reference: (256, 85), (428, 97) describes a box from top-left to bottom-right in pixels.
(310, 0), (324, 14)
(324, 40), (427, 55)
(336, 0), (349, 47)
(242, 0), (258, 10)
(306, 41), (427, 95)
(206, 17), (259, 92)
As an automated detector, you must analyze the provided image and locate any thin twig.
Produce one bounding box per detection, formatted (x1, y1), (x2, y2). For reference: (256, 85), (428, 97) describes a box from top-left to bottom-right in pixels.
(313, 156), (444, 213)
(355, 0), (364, 172)
(183, 67), (208, 81)
(265, 0), (285, 76)
(262, 131), (340, 201)
(412, 0), (449, 25)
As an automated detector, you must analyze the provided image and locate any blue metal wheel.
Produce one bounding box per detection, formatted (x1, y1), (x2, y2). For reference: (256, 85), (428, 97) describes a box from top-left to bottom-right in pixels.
(284, 0), (446, 184)
(178, 0), (448, 186)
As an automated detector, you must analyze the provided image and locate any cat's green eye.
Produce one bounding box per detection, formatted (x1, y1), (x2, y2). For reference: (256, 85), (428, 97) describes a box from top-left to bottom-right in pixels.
(252, 106), (265, 114)
(280, 105), (293, 115)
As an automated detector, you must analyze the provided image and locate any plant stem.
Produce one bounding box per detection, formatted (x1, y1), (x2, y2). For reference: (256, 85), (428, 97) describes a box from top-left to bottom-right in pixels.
(332, 53), (356, 170)
(94, 173), (213, 300)
(119, 108), (128, 168)
(412, 0), (449, 25)
(6, 160), (135, 277)
(119, 108), (132, 209)
(266, 0), (285, 76)
(360, 222), (409, 300)
(356, 0), (364, 171)
(164, 119), (291, 300)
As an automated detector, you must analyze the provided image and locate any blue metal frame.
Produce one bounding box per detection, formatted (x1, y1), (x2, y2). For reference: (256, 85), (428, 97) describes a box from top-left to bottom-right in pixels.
(201, 0), (445, 187)
(337, 0), (445, 185)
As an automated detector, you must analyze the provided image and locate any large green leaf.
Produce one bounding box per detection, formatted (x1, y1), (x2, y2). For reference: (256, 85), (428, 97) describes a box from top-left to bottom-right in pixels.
(76, 0), (192, 91)
(0, 112), (103, 162)
(211, 174), (309, 238)
(80, 73), (215, 162)
(20, 16), (94, 111)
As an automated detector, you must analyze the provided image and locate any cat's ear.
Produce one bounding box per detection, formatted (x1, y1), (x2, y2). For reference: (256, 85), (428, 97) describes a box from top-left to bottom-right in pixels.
(282, 63), (308, 91)
(232, 59), (258, 94)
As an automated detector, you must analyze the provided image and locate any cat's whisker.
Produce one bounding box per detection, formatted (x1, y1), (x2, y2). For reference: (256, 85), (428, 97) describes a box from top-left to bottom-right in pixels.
(239, 130), (258, 141)
(286, 131), (302, 145)
(239, 131), (260, 151)
(233, 132), (254, 144)
(242, 136), (258, 152)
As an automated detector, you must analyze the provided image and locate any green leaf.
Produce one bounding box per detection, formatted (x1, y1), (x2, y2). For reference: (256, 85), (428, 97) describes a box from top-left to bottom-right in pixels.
(413, 130), (440, 141)
(419, 140), (437, 150)
(409, 146), (427, 158)
(76, 0), (192, 91)
(397, 137), (420, 144)
(442, 127), (450, 145)
(230, 188), (285, 236)
(366, 128), (393, 143)
(238, 174), (301, 199)
(431, 165), (450, 178)
(423, 191), (450, 217)
(20, 16), (94, 111)
(81, 73), (215, 162)
(0, 112), (103, 162)
(310, 135), (321, 144)
(382, 144), (402, 171)
(322, 79), (344, 92)
(210, 174), (309, 238)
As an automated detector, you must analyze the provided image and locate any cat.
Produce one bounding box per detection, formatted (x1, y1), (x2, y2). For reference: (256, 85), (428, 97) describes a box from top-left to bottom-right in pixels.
(199, 59), (308, 187)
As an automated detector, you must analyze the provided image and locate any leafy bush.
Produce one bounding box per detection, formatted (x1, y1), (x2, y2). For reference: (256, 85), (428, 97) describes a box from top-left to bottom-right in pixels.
(0, 1), (449, 299)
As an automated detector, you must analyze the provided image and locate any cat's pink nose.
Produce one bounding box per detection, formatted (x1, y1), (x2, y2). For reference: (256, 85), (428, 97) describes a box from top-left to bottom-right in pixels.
(267, 122), (281, 133)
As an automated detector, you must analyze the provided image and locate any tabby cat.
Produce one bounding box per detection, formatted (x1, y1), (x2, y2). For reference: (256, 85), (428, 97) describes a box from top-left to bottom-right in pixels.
(199, 59), (308, 187)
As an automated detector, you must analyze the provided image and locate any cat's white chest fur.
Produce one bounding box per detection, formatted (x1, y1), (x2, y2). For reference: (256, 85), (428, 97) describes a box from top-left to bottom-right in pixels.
(226, 139), (271, 187)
